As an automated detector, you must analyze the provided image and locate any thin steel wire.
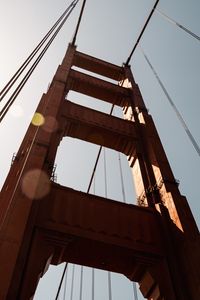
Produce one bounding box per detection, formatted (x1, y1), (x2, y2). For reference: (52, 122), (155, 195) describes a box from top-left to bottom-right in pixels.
(140, 47), (200, 157)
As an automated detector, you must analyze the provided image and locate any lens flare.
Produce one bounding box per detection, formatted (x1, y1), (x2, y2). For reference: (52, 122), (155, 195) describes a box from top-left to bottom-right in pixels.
(43, 116), (58, 133)
(21, 169), (50, 199)
(31, 112), (45, 127)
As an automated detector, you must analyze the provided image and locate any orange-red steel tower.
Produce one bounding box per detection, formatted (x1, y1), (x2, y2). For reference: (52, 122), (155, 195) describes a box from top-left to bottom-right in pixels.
(0, 44), (200, 299)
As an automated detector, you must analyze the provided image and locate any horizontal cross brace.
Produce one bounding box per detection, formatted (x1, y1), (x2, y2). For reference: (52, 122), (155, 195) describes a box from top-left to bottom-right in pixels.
(37, 182), (164, 258)
(73, 50), (124, 81)
(66, 69), (130, 106)
(62, 100), (138, 155)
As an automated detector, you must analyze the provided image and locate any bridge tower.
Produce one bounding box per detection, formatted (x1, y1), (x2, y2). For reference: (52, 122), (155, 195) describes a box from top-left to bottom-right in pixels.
(0, 43), (199, 299)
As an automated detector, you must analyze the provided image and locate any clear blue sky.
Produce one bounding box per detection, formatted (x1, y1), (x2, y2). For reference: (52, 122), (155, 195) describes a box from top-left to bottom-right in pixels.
(0, 0), (200, 299)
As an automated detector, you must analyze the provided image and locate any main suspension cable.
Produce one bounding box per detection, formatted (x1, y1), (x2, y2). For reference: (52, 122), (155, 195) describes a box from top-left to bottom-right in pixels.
(140, 47), (200, 157)
(0, 0), (78, 102)
(72, 0), (87, 45)
(0, 1), (79, 123)
(125, 0), (160, 65)
(156, 9), (200, 42)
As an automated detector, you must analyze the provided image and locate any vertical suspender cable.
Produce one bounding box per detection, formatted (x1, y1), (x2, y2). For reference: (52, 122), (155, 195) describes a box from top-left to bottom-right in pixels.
(93, 173), (96, 194)
(133, 282), (139, 300)
(55, 264), (68, 300)
(79, 265), (83, 300)
(87, 104), (115, 193)
(108, 272), (112, 300)
(140, 47), (200, 157)
(112, 107), (126, 204)
(92, 177), (95, 300)
(63, 266), (68, 300)
(118, 153), (126, 203)
(156, 9), (200, 41)
(103, 148), (112, 300)
(70, 265), (75, 300)
(103, 148), (108, 198)
(92, 259), (95, 300)
(118, 152), (138, 300)
(87, 147), (103, 193)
